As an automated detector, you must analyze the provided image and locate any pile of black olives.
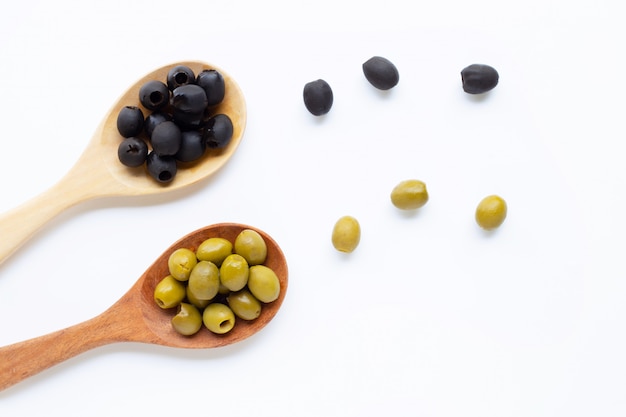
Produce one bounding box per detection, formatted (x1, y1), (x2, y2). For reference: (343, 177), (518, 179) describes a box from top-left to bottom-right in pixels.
(153, 229), (281, 336)
(116, 65), (234, 183)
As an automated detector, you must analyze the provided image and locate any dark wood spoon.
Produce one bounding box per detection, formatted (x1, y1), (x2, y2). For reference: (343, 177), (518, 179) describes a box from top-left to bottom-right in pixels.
(0, 223), (288, 391)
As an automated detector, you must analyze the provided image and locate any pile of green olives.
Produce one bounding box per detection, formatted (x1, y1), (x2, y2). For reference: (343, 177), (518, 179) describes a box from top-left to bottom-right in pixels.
(153, 229), (281, 336)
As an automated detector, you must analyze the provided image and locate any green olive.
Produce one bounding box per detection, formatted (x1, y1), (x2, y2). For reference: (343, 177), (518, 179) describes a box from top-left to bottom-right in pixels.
(196, 237), (233, 266)
(234, 229), (267, 265)
(227, 289), (262, 320)
(203, 303), (236, 334)
(171, 302), (203, 336)
(475, 194), (507, 230)
(167, 248), (198, 281)
(390, 179), (429, 210)
(331, 215), (360, 253)
(154, 275), (186, 309)
(218, 283), (231, 295)
(186, 285), (211, 309)
(220, 253), (249, 291)
(187, 260), (220, 300)
(248, 264), (281, 303)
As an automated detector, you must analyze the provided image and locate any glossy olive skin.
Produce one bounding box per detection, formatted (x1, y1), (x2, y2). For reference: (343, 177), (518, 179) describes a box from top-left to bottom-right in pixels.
(248, 265), (280, 303)
(154, 275), (186, 309)
(186, 285), (211, 309)
(475, 195), (507, 230)
(218, 282), (231, 295)
(461, 64), (499, 94)
(390, 179), (429, 210)
(303, 79), (333, 116)
(234, 229), (267, 265)
(228, 289), (262, 320)
(187, 260), (220, 300)
(171, 303), (203, 336)
(220, 253), (249, 291)
(331, 215), (361, 253)
(167, 248), (198, 281)
(196, 237), (233, 266)
(362, 56), (399, 90)
(203, 303), (236, 334)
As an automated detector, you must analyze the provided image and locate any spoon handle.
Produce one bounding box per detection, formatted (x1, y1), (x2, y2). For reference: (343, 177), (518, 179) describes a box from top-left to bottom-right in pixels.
(0, 170), (99, 266)
(0, 304), (137, 391)
(0, 191), (70, 266)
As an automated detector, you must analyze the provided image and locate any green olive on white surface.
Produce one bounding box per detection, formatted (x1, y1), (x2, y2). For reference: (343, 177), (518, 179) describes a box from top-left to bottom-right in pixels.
(390, 179), (429, 210)
(475, 195), (507, 230)
(331, 215), (361, 253)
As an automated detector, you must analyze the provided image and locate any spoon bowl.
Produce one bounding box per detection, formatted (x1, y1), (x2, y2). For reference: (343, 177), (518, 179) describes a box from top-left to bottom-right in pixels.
(0, 223), (288, 391)
(0, 61), (246, 266)
(138, 223), (288, 348)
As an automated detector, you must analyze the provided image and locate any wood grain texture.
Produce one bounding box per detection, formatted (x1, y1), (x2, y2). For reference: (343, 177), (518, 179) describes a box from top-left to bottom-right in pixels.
(0, 61), (247, 266)
(0, 223), (288, 391)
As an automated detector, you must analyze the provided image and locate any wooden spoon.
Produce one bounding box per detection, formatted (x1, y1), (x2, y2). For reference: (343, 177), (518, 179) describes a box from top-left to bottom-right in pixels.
(0, 223), (288, 392)
(0, 61), (246, 266)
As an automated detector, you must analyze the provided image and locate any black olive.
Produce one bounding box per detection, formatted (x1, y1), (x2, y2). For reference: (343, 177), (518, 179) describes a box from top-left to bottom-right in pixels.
(139, 80), (170, 111)
(117, 136), (148, 167)
(151, 120), (182, 156)
(172, 109), (204, 130)
(171, 84), (208, 115)
(146, 151), (177, 183)
(303, 79), (333, 116)
(461, 64), (499, 94)
(144, 111), (171, 139)
(116, 106), (144, 137)
(204, 114), (233, 149)
(196, 69), (226, 107)
(166, 65), (195, 90)
(362, 56), (399, 90)
(176, 130), (206, 162)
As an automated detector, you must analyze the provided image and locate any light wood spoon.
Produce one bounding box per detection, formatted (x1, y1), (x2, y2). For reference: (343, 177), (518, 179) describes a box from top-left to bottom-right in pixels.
(0, 61), (246, 266)
(0, 223), (288, 392)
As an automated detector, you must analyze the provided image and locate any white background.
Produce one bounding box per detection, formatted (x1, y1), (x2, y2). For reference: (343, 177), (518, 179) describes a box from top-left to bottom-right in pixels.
(1, 1), (625, 416)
